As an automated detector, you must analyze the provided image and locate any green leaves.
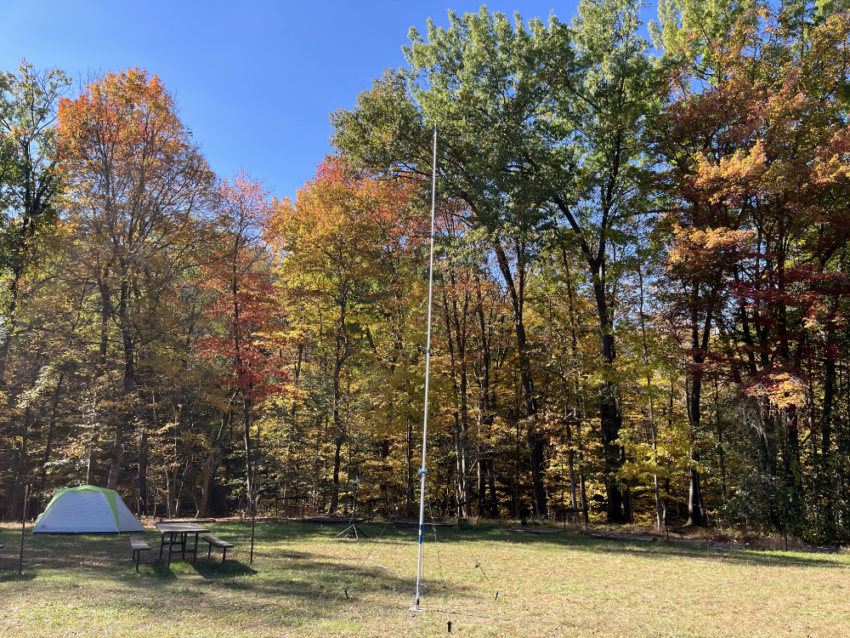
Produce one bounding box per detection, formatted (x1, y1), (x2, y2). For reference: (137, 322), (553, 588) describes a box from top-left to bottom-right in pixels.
(331, 69), (428, 179)
(334, 8), (576, 237)
(0, 60), (70, 277)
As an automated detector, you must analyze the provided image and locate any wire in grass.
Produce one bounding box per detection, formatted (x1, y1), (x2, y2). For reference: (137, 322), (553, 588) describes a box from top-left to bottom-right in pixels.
(421, 481), (454, 628)
(329, 517), (395, 604)
(426, 497), (447, 591)
(471, 555), (498, 600)
(462, 539), (499, 602)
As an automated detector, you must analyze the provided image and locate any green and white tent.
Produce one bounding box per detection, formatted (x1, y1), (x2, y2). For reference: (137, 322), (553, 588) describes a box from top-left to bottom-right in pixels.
(33, 485), (145, 534)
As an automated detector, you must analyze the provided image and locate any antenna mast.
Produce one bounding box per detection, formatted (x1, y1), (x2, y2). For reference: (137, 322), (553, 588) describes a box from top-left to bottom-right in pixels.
(411, 124), (437, 612)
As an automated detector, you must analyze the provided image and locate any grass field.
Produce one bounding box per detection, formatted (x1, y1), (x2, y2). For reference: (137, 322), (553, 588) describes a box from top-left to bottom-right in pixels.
(1, 519), (848, 637)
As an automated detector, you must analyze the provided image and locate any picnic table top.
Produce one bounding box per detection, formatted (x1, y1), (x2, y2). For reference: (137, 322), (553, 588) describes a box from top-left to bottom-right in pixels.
(590, 532), (656, 543)
(154, 522), (209, 534)
(507, 527), (563, 534)
(302, 516), (364, 524)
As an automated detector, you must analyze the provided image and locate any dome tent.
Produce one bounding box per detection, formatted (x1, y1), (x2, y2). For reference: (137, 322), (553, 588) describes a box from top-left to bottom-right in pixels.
(34, 485), (145, 534)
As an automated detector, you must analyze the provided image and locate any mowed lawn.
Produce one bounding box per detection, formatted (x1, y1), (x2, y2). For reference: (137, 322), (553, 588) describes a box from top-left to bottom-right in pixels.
(1, 520), (849, 637)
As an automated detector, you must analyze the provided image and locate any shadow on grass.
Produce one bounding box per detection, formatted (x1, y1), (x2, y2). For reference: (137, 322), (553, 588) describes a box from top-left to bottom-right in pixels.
(473, 527), (848, 569)
(0, 571), (36, 582)
(568, 538), (848, 568)
(375, 520), (849, 570)
(0, 521), (476, 619)
(6, 520), (843, 575)
(187, 559), (258, 579)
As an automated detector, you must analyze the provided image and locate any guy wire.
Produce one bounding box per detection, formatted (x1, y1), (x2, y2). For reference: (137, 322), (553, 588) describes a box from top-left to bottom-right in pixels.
(330, 517), (395, 605)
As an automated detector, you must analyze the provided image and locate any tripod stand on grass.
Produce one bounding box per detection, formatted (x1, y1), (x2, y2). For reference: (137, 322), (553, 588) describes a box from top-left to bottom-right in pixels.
(336, 477), (368, 540)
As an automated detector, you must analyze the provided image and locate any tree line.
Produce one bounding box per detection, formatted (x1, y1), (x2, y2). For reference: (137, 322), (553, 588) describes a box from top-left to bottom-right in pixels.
(2, 0), (850, 543)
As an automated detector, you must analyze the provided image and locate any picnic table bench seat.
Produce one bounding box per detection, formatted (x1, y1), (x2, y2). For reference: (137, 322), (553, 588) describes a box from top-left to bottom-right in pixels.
(130, 536), (151, 572)
(202, 535), (234, 563)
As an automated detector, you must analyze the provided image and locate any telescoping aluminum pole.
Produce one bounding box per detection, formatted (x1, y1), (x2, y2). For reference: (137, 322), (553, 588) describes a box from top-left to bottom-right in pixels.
(411, 125), (437, 612)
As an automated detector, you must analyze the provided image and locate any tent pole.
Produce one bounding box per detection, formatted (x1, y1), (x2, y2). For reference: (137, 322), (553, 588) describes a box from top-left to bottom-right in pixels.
(250, 502), (256, 564)
(411, 124), (437, 612)
(19, 483), (29, 576)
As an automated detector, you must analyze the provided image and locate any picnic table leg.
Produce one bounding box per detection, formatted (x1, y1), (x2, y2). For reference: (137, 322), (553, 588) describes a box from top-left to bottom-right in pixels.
(158, 533), (166, 562)
(193, 533), (199, 564)
(167, 533), (174, 568)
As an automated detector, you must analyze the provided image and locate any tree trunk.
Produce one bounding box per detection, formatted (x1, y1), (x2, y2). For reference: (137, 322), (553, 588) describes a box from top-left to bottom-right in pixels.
(243, 396), (253, 516)
(580, 473), (589, 527)
(107, 417), (123, 491)
(475, 290), (498, 518)
(566, 419), (577, 510)
(622, 484), (634, 524)
(457, 381), (470, 521)
(493, 241), (547, 517)
(785, 409), (804, 533)
(137, 430), (148, 515)
(197, 450), (215, 519)
(637, 264), (664, 530)
(167, 463), (179, 518)
(454, 412), (470, 520)
(328, 288), (348, 515)
(188, 458), (201, 515)
(86, 430), (99, 486)
(406, 415), (413, 517)
(821, 354), (837, 538)
(313, 416), (323, 511)
(39, 372), (65, 492)
(687, 466), (704, 527)
(197, 412), (228, 519)
(686, 300), (711, 527)
(329, 438), (342, 514)
(594, 275), (625, 524)
(477, 453), (485, 517)
(0, 274), (20, 387)
(109, 286), (135, 492)
(442, 283), (472, 521)
(9, 406), (31, 521)
(487, 458), (498, 517)
(526, 425), (546, 518)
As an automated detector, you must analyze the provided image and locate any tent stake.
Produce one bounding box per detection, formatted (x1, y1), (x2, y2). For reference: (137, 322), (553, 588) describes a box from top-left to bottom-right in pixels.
(19, 484), (29, 576)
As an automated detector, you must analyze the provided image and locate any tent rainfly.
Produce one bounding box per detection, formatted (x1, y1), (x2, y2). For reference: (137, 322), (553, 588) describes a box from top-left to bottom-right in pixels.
(33, 485), (145, 534)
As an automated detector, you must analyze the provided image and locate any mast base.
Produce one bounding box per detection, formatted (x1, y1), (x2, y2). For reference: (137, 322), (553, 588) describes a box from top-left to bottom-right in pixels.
(409, 604), (424, 612)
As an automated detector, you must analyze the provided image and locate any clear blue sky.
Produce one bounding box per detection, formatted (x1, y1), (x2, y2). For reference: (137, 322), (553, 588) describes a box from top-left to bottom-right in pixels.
(0, 1), (583, 201)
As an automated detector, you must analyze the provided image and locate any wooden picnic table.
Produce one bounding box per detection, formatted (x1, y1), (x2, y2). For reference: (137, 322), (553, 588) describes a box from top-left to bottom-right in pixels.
(154, 522), (209, 568)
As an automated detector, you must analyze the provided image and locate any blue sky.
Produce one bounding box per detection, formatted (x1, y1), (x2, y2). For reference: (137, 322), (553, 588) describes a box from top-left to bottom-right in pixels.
(0, 1), (585, 201)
